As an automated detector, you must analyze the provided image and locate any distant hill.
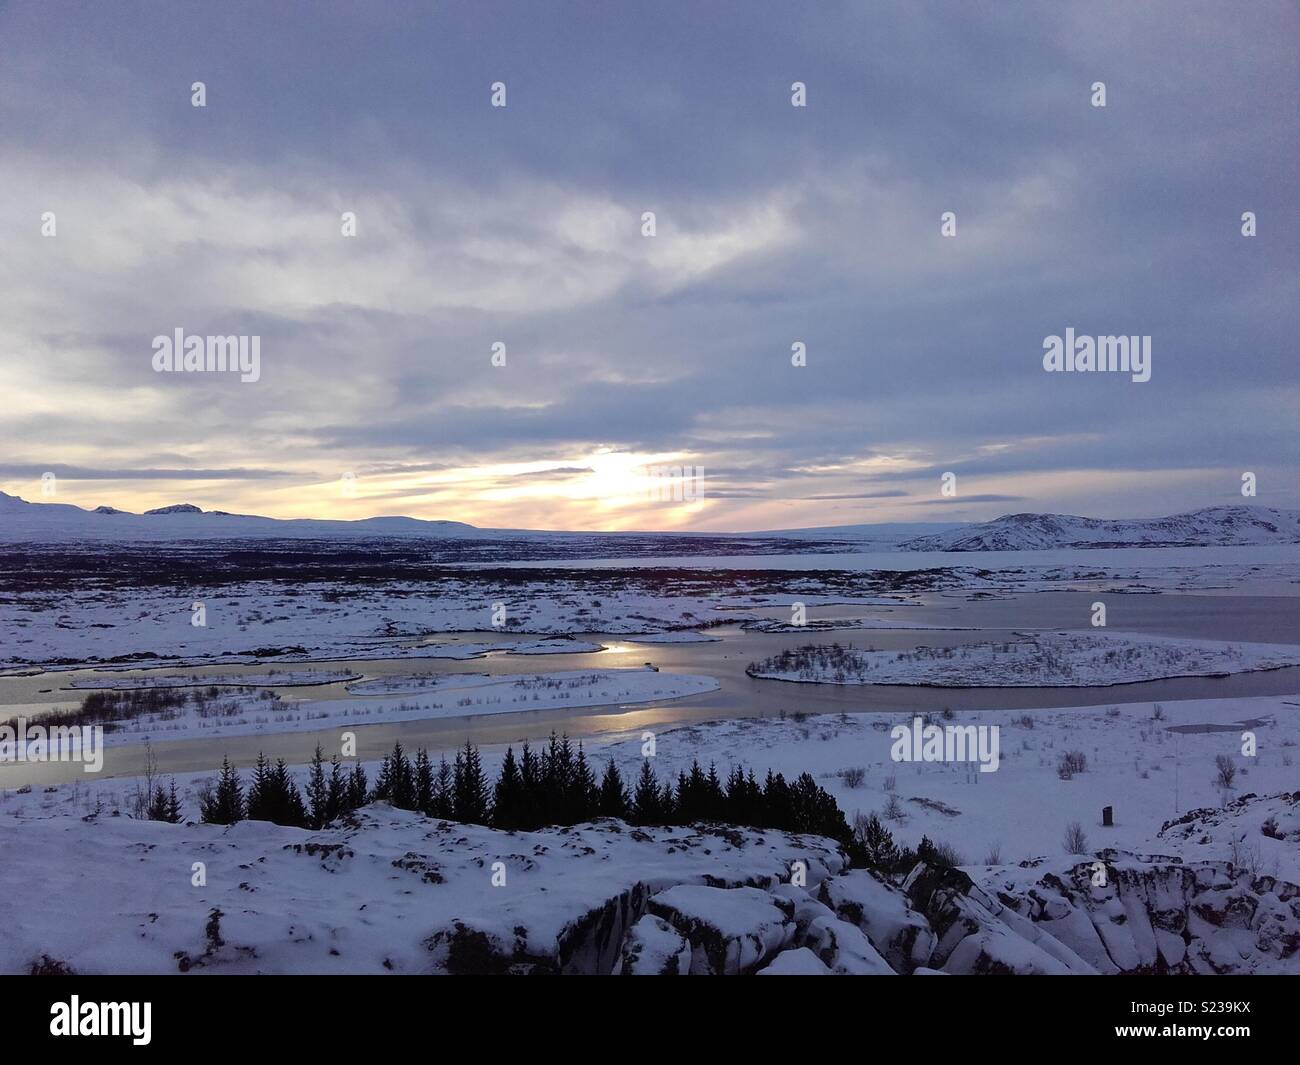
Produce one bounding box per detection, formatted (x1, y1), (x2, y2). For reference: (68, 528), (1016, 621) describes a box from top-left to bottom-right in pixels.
(3, 492), (1295, 551)
(899, 506), (1300, 551)
(0, 491), (492, 543)
(747, 521), (963, 543)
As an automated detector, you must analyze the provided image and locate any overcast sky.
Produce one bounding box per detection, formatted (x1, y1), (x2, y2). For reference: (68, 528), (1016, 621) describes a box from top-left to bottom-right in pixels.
(1, 1), (1295, 531)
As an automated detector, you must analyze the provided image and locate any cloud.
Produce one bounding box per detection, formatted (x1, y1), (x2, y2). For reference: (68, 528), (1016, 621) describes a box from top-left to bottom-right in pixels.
(0, 464), (301, 481)
(0, 2), (1295, 529)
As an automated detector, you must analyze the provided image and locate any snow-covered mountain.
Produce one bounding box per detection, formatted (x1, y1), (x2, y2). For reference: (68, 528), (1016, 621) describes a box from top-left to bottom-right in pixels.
(0, 491), (493, 542)
(748, 521), (962, 543)
(3, 491), (1297, 551)
(900, 506), (1300, 552)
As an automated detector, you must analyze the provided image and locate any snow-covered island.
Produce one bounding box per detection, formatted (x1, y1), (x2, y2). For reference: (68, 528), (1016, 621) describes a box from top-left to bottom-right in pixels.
(64, 669), (361, 691)
(52, 668), (721, 746)
(747, 633), (1300, 687)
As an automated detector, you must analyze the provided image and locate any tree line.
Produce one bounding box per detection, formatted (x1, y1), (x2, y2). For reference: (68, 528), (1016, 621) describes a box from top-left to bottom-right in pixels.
(192, 732), (853, 844)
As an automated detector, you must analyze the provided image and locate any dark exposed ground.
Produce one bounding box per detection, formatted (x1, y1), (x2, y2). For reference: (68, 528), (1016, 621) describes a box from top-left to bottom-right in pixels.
(0, 538), (973, 596)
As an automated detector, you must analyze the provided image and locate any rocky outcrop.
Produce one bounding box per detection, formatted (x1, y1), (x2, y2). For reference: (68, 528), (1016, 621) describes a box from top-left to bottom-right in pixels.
(985, 851), (1300, 975)
(617, 915), (692, 975)
(648, 885), (795, 974)
(6, 798), (1295, 975)
(819, 869), (935, 972)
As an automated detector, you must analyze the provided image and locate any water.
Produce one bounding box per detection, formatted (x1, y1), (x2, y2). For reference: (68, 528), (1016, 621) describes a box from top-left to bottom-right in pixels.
(3, 591), (1298, 787)
(477, 543), (1300, 578)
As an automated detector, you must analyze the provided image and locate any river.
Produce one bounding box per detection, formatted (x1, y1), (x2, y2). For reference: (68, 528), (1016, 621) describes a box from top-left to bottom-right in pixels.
(2, 590), (1298, 787)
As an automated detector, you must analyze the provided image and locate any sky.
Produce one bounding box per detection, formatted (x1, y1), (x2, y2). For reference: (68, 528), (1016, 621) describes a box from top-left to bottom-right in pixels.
(1, 0), (1296, 532)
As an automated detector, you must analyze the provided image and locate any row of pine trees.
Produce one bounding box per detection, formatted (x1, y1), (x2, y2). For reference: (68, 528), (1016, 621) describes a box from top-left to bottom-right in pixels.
(193, 732), (852, 843)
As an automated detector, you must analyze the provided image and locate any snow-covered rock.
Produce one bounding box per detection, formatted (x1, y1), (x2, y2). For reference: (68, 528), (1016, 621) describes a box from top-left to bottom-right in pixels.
(756, 947), (830, 974)
(2, 794), (1294, 975)
(979, 793), (1300, 975)
(801, 914), (895, 974)
(0, 808), (842, 975)
(617, 915), (692, 975)
(647, 885), (796, 975)
(818, 869), (936, 973)
(902, 863), (1094, 975)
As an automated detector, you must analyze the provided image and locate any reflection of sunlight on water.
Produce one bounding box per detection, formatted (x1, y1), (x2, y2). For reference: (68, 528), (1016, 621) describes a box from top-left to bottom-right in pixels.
(599, 643), (638, 656)
(580, 706), (683, 734)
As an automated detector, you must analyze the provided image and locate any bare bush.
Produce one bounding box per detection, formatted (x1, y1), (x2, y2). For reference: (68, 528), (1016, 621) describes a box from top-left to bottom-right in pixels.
(1057, 750), (1087, 779)
(929, 839), (965, 867)
(882, 793), (905, 822)
(838, 766), (866, 788)
(1063, 820), (1089, 855)
(1214, 754), (1237, 790)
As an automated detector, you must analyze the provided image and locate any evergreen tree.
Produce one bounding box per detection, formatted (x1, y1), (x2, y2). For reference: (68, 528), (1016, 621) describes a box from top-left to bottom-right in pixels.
(431, 756), (454, 819)
(724, 765), (760, 826)
(659, 780), (676, 823)
(163, 778), (183, 824)
(596, 759), (629, 819)
(518, 742), (542, 829)
(146, 783), (169, 822)
(763, 770), (793, 831)
(372, 749), (393, 802)
(200, 757), (245, 825)
(855, 812), (899, 871)
(674, 761), (712, 824)
(388, 742), (415, 811)
(631, 759), (662, 824)
(745, 770), (763, 826)
(568, 742), (598, 822)
(414, 748), (435, 816)
(346, 762), (368, 812)
(673, 769), (693, 824)
(245, 753), (274, 821)
(540, 731), (573, 824)
(702, 761), (725, 820)
(492, 746), (525, 830)
(326, 757), (346, 824)
(452, 740), (491, 824)
(249, 753), (307, 826)
(271, 758), (308, 827)
(916, 836), (955, 870)
(306, 745), (329, 829)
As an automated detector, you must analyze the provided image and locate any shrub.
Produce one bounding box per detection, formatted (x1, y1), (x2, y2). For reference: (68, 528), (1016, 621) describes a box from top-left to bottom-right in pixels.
(882, 794), (906, 822)
(838, 766), (866, 788)
(1058, 750), (1087, 778)
(1063, 820), (1089, 855)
